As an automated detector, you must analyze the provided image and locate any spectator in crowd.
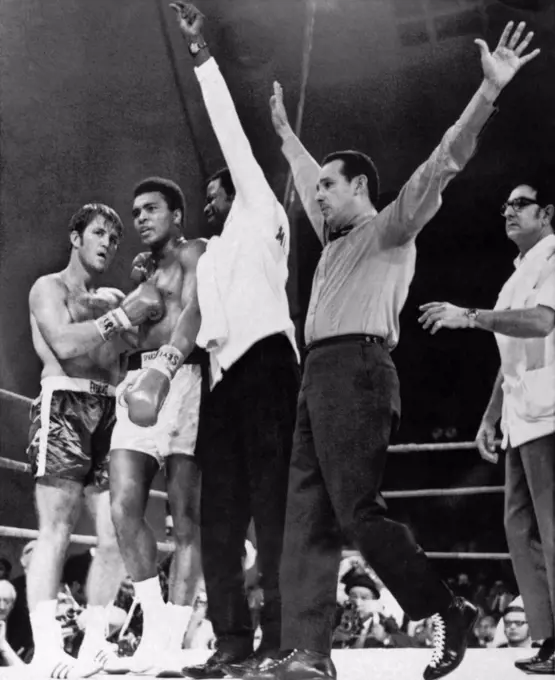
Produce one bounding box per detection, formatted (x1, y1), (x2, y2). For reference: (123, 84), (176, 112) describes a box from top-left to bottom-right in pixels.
(0, 559), (12, 581)
(7, 541), (36, 660)
(63, 549), (94, 607)
(410, 619), (435, 649)
(470, 614), (498, 648)
(498, 606), (533, 649)
(333, 568), (415, 649)
(0, 580), (21, 667)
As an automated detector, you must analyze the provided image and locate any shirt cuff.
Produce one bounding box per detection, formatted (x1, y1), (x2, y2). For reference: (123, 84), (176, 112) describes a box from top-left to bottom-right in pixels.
(194, 56), (218, 83)
(460, 90), (498, 135)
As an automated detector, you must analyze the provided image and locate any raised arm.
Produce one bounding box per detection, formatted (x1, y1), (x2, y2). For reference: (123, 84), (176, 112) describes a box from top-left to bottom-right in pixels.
(270, 81), (325, 244)
(379, 21), (539, 247)
(171, 3), (277, 216)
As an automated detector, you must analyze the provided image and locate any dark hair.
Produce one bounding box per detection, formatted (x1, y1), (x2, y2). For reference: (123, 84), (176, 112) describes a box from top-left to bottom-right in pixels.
(134, 177), (186, 228)
(509, 177), (555, 210)
(207, 168), (236, 198)
(503, 606), (526, 618)
(69, 203), (124, 239)
(322, 150), (380, 206)
(0, 557), (11, 576)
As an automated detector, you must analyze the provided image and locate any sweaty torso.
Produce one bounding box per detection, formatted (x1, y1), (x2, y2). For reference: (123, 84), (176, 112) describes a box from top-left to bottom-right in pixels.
(31, 274), (123, 384)
(138, 244), (190, 351)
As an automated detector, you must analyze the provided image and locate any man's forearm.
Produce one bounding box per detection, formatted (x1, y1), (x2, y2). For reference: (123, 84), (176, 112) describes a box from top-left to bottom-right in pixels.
(280, 132), (325, 242)
(46, 321), (112, 361)
(482, 369), (504, 425)
(474, 307), (555, 338)
(168, 305), (201, 359)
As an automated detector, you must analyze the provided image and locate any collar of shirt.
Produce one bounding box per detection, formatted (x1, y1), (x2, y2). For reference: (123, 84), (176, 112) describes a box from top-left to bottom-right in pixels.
(513, 233), (555, 269)
(325, 208), (378, 244)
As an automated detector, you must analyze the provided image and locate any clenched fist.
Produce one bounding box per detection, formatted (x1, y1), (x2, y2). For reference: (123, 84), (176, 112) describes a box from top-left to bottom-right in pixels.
(170, 2), (204, 39)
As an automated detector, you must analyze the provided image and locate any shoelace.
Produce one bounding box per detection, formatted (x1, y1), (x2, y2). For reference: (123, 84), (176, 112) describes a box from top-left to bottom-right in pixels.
(429, 613), (447, 668)
(261, 650), (297, 670)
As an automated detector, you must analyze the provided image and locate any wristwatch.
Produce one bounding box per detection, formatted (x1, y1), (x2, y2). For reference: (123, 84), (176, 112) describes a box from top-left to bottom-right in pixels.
(464, 308), (479, 328)
(188, 40), (208, 56)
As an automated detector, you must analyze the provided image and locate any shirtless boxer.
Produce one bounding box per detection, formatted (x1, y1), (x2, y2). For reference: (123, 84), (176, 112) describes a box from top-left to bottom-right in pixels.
(26, 202), (163, 679)
(107, 178), (206, 675)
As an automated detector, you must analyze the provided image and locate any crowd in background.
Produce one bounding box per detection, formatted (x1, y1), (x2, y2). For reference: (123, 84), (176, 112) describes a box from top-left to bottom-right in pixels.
(0, 535), (535, 666)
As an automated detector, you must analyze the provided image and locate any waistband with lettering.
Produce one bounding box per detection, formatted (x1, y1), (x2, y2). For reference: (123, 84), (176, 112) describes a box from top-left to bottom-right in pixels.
(40, 376), (116, 397)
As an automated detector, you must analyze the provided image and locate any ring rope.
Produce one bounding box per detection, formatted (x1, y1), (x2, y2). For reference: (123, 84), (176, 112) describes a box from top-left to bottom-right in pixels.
(0, 525), (174, 552)
(0, 524), (509, 560)
(0, 386), (509, 559)
(0, 457), (503, 501)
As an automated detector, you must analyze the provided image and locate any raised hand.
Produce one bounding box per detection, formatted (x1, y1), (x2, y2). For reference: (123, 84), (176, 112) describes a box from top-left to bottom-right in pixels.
(270, 81), (293, 138)
(475, 21), (540, 92)
(170, 1), (204, 39)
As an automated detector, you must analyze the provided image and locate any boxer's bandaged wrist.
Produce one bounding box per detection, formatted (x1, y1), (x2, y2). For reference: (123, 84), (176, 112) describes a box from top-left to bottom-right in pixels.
(95, 308), (133, 341)
(150, 345), (184, 380)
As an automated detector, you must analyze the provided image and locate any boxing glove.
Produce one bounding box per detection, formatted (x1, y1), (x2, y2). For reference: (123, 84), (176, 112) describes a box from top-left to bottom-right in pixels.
(84, 287), (126, 311)
(94, 282), (165, 341)
(130, 252), (153, 285)
(125, 345), (184, 426)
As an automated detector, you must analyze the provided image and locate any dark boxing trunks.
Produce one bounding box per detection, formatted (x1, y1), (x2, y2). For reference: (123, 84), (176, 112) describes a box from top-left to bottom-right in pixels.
(26, 377), (116, 489)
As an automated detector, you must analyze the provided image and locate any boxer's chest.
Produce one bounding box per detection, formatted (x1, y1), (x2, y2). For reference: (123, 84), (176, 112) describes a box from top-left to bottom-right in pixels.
(150, 262), (185, 306)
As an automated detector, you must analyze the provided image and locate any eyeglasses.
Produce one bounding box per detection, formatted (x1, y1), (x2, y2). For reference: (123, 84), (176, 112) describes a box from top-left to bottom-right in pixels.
(504, 620), (527, 628)
(501, 197), (538, 215)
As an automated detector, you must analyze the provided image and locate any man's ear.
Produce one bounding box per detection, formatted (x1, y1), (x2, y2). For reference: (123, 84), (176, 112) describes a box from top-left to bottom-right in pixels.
(354, 175), (368, 197)
(544, 203), (554, 225)
(173, 209), (183, 227)
(69, 230), (81, 248)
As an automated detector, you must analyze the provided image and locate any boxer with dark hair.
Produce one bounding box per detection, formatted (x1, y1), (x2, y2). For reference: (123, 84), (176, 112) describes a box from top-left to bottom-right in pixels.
(26, 202), (160, 678)
(107, 177), (206, 675)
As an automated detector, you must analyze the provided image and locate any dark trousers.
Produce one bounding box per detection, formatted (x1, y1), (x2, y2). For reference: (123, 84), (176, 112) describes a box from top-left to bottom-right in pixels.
(280, 338), (452, 654)
(198, 334), (299, 656)
(505, 432), (555, 640)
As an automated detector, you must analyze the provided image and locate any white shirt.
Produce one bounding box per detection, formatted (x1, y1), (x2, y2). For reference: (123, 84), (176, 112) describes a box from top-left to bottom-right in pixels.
(494, 234), (555, 448)
(194, 58), (298, 385)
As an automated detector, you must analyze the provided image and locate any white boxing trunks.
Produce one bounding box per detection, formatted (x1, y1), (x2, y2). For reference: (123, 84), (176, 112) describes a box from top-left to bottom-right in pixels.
(110, 350), (203, 463)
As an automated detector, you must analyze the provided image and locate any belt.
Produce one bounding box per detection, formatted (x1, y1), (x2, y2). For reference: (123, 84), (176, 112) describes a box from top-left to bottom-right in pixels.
(305, 333), (385, 354)
(128, 346), (208, 371)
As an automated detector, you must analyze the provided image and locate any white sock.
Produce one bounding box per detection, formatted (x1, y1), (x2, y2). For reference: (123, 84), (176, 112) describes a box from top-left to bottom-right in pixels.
(79, 605), (108, 657)
(133, 576), (166, 645)
(30, 599), (63, 657)
(166, 603), (193, 650)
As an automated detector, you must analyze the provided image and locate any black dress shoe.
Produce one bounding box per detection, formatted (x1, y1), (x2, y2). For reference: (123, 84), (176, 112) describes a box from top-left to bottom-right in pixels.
(182, 649), (250, 679)
(516, 649), (555, 675)
(515, 637), (554, 672)
(243, 649), (336, 680)
(223, 648), (282, 678)
(423, 597), (478, 680)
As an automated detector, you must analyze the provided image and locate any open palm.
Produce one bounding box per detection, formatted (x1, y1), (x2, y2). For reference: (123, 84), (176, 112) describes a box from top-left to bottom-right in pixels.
(476, 21), (540, 90)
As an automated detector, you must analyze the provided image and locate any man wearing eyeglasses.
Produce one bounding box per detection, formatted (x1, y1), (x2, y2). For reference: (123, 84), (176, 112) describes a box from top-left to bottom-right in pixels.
(500, 606), (532, 650)
(419, 179), (555, 675)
